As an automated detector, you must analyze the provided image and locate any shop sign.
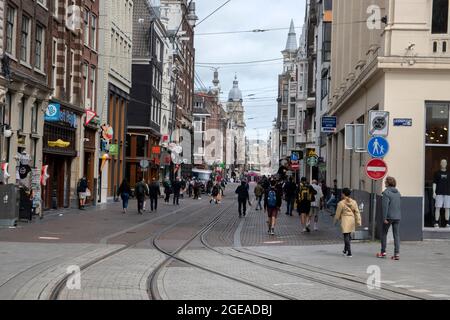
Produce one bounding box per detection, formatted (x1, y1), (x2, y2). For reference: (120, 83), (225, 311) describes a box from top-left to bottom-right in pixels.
(152, 146), (161, 154)
(101, 124), (113, 142)
(48, 139), (71, 148)
(45, 103), (77, 128)
(45, 103), (60, 122)
(109, 144), (119, 156)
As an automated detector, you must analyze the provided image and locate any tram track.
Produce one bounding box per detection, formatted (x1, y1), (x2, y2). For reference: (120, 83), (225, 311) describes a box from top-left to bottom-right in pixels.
(47, 201), (201, 300)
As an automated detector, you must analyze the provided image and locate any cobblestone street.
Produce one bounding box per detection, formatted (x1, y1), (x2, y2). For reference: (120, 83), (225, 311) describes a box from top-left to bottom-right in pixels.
(1, 184), (449, 300)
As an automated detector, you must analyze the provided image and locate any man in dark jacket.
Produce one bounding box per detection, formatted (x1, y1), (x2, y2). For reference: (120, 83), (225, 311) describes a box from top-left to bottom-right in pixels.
(283, 177), (297, 216)
(148, 178), (161, 212)
(135, 178), (149, 214)
(378, 176), (402, 260)
(172, 177), (182, 205)
(235, 181), (251, 217)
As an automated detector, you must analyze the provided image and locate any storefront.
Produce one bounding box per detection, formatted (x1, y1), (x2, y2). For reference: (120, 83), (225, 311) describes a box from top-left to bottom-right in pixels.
(83, 126), (97, 205)
(42, 102), (80, 210)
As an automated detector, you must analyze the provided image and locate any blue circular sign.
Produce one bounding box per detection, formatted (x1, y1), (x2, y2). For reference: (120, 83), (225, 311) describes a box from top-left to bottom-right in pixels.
(367, 136), (389, 158)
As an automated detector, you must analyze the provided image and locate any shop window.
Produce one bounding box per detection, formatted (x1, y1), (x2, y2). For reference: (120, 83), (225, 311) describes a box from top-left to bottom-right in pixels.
(426, 102), (449, 144)
(31, 102), (38, 134)
(136, 135), (146, 157)
(432, 0), (449, 34)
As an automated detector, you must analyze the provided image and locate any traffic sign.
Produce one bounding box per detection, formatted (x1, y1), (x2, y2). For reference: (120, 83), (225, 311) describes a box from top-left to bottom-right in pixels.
(369, 111), (389, 136)
(367, 136), (389, 158)
(140, 160), (149, 169)
(321, 116), (337, 133)
(366, 159), (388, 180)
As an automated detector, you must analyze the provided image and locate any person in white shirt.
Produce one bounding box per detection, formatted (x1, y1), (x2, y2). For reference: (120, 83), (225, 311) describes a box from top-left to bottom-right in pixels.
(310, 180), (324, 231)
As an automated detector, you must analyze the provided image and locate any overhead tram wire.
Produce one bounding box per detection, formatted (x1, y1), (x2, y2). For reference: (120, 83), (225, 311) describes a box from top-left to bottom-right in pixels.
(196, 58), (283, 66)
(195, 0), (232, 28)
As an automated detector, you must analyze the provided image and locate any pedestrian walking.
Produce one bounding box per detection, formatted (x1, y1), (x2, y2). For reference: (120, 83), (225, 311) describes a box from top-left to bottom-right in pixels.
(77, 177), (88, 210)
(334, 188), (362, 258)
(206, 180), (213, 195)
(210, 182), (220, 204)
(117, 179), (131, 213)
(283, 177), (297, 216)
(172, 177), (182, 205)
(254, 181), (264, 211)
(135, 178), (149, 214)
(188, 178), (193, 198)
(266, 180), (282, 235)
(148, 178), (161, 212)
(235, 181), (251, 218)
(377, 177), (402, 260)
(193, 179), (201, 200)
(220, 179), (226, 197)
(262, 177), (271, 212)
(297, 177), (317, 232)
(326, 179), (340, 215)
(163, 179), (172, 203)
(310, 179), (324, 231)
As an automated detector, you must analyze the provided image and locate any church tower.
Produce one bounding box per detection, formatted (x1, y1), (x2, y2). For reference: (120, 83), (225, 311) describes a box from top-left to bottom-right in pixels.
(226, 75), (246, 174)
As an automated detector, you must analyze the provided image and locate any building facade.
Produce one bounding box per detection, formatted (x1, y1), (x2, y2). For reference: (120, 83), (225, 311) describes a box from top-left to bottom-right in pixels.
(160, 0), (196, 178)
(97, 0), (133, 202)
(127, 0), (165, 186)
(327, 0), (450, 240)
(1, 0), (52, 210)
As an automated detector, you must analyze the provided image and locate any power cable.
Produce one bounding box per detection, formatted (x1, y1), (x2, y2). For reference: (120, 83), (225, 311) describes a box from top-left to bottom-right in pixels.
(196, 0), (232, 27)
(196, 58), (282, 66)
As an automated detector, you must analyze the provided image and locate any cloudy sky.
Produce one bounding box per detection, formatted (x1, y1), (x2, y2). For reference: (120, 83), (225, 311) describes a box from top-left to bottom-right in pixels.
(194, 0), (305, 140)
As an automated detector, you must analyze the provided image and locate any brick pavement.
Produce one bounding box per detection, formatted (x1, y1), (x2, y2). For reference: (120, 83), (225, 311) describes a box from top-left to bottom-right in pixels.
(58, 249), (164, 300)
(0, 242), (122, 299)
(245, 241), (450, 300)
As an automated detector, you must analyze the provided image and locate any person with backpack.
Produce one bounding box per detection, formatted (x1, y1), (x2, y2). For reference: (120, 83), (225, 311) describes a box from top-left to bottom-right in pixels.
(334, 188), (362, 258)
(235, 181), (251, 218)
(266, 180), (282, 235)
(117, 179), (131, 213)
(254, 181), (264, 211)
(297, 177), (317, 232)
(148, 178), (161, 212)
(135, 178), (149, 214)
(283, 177), (297, 216)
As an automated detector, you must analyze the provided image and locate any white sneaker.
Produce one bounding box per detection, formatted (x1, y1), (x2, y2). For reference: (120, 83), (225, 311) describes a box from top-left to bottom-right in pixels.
(446, 224), (450, 229)
(302, 228), (307, 232)
(434, 223), (440, 228)
(314, 225), (318, 231)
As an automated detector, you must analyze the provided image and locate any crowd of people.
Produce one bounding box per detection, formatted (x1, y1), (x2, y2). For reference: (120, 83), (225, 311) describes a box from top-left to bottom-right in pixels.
(115, 172), (402, 260)
(236, 174), (401, 259)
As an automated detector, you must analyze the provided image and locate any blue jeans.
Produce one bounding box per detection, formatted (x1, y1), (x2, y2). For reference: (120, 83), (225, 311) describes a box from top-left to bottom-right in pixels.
(121, 193), (129, 209)
(327, 197), (337, 212)
(286, 197), (295, 215)
(256, 196), (263, 210)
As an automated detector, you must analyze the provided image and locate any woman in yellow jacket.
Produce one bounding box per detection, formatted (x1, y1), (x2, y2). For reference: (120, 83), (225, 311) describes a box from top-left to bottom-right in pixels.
(334, 188), (362, 257)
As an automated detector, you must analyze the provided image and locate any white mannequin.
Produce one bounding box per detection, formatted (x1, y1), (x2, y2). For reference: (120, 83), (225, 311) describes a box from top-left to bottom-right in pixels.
(433, 159), (450, 228)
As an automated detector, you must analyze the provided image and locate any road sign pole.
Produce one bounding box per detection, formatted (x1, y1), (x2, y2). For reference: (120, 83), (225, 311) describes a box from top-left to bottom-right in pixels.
(371, 180), (377, 241)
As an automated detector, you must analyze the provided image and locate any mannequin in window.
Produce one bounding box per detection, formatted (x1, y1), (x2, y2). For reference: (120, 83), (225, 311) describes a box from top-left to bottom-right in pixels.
(433, 159), (450, 228)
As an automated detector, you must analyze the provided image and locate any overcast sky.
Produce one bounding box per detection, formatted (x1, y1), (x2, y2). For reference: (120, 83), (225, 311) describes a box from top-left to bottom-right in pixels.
(194, 0), (305, 140)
